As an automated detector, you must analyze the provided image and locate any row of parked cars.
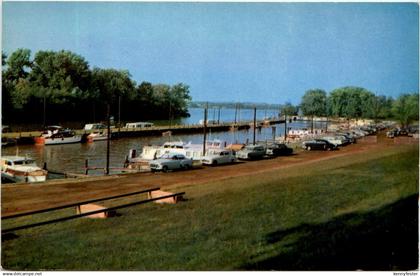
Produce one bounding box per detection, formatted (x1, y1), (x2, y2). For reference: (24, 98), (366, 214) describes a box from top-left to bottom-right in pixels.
(301, 126), (379, 151)
(386, 126), (419, 138)
(148, 124), (387, 172)
(149, 142), (294, 172)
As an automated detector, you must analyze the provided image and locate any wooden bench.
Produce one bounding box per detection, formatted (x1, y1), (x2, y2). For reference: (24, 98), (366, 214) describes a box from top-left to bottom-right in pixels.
(148, 190), (184, 204)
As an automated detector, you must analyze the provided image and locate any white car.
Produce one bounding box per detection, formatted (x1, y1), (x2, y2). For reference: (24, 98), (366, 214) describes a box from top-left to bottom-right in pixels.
(201, 150), (236, 166)
(236, 144), (266, 160)
(149, 153), (193, 172)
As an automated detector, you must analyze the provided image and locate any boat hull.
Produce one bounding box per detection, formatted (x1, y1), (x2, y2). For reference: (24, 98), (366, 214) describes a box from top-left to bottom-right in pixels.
(43, 136), (82, 145)
(2, 169), (47, 183)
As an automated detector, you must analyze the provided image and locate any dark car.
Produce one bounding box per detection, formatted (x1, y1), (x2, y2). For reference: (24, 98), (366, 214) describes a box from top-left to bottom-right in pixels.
(302, 139), (337, 151)
(265, 143), (293, 156)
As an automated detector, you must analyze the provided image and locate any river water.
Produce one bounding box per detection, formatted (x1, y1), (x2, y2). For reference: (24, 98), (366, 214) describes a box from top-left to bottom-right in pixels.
(2, 108), (327, 175)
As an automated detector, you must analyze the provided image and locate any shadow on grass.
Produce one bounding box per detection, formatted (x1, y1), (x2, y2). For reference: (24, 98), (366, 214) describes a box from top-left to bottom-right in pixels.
(241, 194), (418, 271)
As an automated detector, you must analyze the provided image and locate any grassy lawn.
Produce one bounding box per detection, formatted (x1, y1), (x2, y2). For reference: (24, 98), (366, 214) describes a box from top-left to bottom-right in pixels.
(2, 144), (418, 271)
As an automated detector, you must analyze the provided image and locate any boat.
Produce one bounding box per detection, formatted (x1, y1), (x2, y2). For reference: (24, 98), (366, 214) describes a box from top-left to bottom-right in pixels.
(127, 139), (228, 167)
(34, 126), (82, 145)
(1, 156), (48, 183)
(87, 131), (108, 142)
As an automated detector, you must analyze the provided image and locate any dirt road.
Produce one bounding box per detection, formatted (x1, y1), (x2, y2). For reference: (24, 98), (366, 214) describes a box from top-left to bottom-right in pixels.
(1, 134), (412, 216)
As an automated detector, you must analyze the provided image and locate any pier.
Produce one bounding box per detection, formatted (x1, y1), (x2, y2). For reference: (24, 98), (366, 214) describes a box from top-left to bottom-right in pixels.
(2, 119), (285, 145)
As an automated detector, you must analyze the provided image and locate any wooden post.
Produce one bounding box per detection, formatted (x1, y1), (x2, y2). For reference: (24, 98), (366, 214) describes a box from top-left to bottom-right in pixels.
(272, 126), (276, 141)
(106, 104), (111, 175)
(85, 159), (89, 175)
(203, 105), (208, 156)
(253, 107), (256, 145)
(284, 114), (287, 141)
(311, 115), (314, 134)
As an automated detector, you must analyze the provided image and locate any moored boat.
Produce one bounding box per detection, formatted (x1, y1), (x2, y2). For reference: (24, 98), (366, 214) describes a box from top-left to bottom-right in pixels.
(1, 156), (47, 183)
(34, 126), (82, 145)
(87, 131), (108, 142)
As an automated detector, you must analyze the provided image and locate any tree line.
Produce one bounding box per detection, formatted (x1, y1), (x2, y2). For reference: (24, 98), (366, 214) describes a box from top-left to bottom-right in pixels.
(285, 87), (418, 128)
(2, 49), (191, 126)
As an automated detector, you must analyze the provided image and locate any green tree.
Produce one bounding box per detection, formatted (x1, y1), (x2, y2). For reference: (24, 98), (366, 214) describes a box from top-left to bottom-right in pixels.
(329, 86), (375, 119)
(170, 83), (191, 117)
(392, 93), (419, 128)
(300, 89), (327, 117)
(30, 50), (92, 104)
(280, 102), (297, 117)
(3, 49), (33, 110)
(300, 89), (327, 132)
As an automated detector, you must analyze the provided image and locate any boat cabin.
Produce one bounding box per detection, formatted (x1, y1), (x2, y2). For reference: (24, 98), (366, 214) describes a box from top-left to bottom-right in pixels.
(125, 122), (154, 128)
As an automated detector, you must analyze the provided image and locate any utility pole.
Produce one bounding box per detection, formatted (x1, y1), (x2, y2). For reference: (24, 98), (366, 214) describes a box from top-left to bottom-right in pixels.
(234, 103), (238, 124)
(203, 104), (208, 156)
(253, 107), (257, 145)
(43, 95), (46, 128)
(217, 107), (221, 124)
(106, 104), (111, 175)
(118, 95), (121, 127)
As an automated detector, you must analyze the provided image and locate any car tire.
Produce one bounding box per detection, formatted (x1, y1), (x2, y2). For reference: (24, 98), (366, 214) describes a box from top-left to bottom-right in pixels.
(162, 166), (168, 172)
(184, 164), (190, 170)
(212, 160), (218, 166)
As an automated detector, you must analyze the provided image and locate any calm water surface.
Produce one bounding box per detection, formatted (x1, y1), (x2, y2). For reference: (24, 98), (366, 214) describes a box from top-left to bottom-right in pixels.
(2, 108), (327, 175)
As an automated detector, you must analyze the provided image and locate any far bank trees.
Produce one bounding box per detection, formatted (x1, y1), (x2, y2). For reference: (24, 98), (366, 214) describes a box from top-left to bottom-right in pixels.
(2, 48), (191, 125)
(300, 86), (418, 127)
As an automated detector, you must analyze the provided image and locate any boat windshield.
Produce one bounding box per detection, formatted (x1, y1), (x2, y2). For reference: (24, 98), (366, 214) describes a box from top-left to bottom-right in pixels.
(13, 159), (35, 165)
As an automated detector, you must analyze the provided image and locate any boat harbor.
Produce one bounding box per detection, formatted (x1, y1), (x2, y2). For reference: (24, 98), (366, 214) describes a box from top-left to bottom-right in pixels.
(2, 118), (285, 145)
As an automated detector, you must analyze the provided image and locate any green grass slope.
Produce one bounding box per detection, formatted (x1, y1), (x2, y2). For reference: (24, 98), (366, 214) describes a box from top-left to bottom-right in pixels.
(2, 145), (418, 271)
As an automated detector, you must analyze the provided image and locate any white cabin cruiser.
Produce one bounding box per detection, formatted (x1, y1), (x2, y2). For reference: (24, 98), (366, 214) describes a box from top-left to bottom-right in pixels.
(35, 126), (82, 145)
(128, 139), (228, 164)
(1, 156), (47, 183)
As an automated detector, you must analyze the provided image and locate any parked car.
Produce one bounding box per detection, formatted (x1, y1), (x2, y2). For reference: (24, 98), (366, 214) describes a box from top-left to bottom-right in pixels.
(201, 150), (236, 166)
(321, 136), (343, 146)
(264, 143), (293, 156)
(149, 153), (193, 172)
(236, 144), (266, 160)
(302, 139), (337, 151)
(337, 133), (356, 144)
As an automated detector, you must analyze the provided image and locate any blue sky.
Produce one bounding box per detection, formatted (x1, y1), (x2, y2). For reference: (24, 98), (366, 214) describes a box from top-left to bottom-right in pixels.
(3, 2), (419, 104)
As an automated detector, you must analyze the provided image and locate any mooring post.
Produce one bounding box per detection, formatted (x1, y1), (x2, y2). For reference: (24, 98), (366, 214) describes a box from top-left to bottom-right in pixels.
(272, 126), (276, 141)
(284, 114), (287, 142)
(253, 107), (257, 145)
(85, 159), (89, 175)
(203, 104), (208, 156)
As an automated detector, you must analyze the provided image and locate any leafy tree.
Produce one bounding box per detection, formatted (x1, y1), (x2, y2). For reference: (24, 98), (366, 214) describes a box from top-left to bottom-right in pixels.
(4, 48), (32, 81)
(300, 89), (327, 117)
(169, 83), (191, 117)
(30, 50), (92, 104)
(329, 86), (375, 119)
(392, 93), (419, 128)
(91, 68), (135, 104)
(300, 89), (327, 133)
(280, 102), (297, 116)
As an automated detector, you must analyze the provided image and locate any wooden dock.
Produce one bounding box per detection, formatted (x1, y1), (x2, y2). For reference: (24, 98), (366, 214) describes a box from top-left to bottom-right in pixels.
(2, 119), (285, 145)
